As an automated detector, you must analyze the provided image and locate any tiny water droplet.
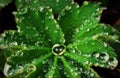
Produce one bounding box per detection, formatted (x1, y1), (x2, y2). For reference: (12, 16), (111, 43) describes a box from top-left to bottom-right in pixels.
(56, 0), (59, 2)
(35, 42), (42, 46)
(16, 50), (23, 56)
(42, 65), (48, 72)
(42, 60), (47, 64)
(26, 64), (35, 73)
(103, 43), (107, 47)
(47, 59), (53, 65)
(92, 52), (99, 58)
(83, 1), (88, 5)
(18, 7), (28, 14)
(90, 73), (94, 77)
(65, 6), (71, 10)
(9, 41), (18, 46)
(87, 29), (90, 32)
(58, 63), (63, 70)
(39, 6), (44, 12)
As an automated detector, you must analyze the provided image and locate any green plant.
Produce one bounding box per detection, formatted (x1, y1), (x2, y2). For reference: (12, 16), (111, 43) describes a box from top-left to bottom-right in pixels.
(0, 0), (120, 78)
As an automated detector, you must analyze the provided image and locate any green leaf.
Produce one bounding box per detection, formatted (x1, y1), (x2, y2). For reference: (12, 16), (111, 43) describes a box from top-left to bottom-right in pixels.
(0, 0), (12, 9)
(61, 56), (100, 78)
(45, 57), (61, 78)
(14, 8), (65, 46)
(58, 1), (102, 44)
(15, 0), (72, 14)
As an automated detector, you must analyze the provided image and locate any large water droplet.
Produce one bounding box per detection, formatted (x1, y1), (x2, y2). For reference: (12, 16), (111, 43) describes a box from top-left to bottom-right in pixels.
(4, 63), (14, 77)
(52, 44), (66, 55)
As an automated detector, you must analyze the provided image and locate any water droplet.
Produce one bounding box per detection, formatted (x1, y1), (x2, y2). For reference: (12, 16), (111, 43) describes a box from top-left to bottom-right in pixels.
(65, 6), (71, 10)
(16, 50), (23, 56)
(90, 72), (94, 77)
(103, 43), (107, 47)
(47, 59), (53, 65)
(108, 57), (118, 69)
(92, 52), (109, 62)
(42, 65), (48, 72)
(92, 52), (100, 58)
(35, 42), (42, 46)
(48, 39), (51, 42)
(83, 1), (88, 5)
(4, 63), (14, 77)
(9, 41), (18, 46)
(39, 6), (44, 12)
(18, 7), (28, 14)
(56, 0), (59, 2)
(87, 29), (90, 32)
(26, 64), (35, 73)
(58, 62), (63, 70)
(42, 60), (47, 64)
(52, 44), (66, 55)
(98, 52), (109, 62)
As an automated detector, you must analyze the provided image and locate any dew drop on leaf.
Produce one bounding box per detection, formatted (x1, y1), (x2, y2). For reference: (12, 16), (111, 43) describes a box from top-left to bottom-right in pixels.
(92, 52), (109, 62)
(35, 42), (42, 46)
(83, 1), (89, 5)
(47, 59), (53, 65)
(108, 57), (118, 69)
(26, 64), (35, 73)
(52, 44), (66, 55)
(56, 0), (59, 2)
(9, 41), (18, 46)
(42, 65), (48, 72)
(18, 7), (28, 14)
(92, 52), (99, 58)
(65, 6), (71, 10)
(39, 6), (44, 12)
(98, 52), (109, 62)
(3, 63), (14, 77)
(58, 62), (63, 70)
(16, 51), (23, 56)
(42, 60), (47, 64)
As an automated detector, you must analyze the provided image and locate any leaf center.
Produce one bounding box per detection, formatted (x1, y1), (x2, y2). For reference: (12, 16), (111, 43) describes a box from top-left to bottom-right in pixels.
(52, 44), (66, 56)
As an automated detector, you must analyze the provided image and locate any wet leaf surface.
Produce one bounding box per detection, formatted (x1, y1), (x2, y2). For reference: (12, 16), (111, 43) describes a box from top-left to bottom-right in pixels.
(0, 1), (120, 78)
